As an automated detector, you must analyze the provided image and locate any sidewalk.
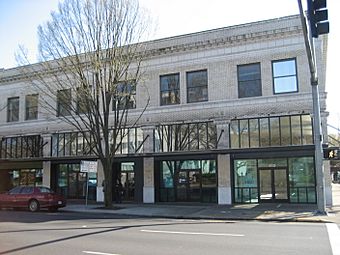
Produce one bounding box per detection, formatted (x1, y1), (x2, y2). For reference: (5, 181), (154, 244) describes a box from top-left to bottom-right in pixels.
(60, 184), (340, 223)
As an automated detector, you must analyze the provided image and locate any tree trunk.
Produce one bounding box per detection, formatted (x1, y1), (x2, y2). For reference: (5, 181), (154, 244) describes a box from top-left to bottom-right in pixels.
(103, 160), (113, 208)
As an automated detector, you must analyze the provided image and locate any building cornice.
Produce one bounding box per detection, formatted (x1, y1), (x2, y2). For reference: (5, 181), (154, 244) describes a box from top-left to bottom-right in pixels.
(0, 15), (303, 84)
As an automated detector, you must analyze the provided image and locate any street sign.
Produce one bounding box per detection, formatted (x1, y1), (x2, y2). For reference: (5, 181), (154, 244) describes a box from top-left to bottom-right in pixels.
(80, 160), (98, 173)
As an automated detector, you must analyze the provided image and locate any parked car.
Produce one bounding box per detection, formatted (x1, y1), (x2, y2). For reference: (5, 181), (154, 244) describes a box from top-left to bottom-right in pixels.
(0, 186), (66, 212)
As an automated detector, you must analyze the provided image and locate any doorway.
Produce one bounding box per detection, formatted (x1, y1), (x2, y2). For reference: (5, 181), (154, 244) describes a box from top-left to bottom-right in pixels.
(176, 169), (201, 202)
(120, 162), (135, 201)
(259, 168), (288, 202)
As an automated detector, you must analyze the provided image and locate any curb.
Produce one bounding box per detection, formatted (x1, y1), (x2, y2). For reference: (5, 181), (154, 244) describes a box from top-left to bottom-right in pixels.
(60, 207), (334, 223)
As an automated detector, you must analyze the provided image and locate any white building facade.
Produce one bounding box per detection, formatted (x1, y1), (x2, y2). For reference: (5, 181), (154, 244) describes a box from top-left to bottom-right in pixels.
(0, 15), (332, 205)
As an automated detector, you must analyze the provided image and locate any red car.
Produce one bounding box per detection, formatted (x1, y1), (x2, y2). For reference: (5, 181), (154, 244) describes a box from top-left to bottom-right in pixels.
(0, 186), (66, 212)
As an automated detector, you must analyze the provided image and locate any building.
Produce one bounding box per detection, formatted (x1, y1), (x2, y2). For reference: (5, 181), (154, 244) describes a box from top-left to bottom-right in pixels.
(0, 15), (332, 206)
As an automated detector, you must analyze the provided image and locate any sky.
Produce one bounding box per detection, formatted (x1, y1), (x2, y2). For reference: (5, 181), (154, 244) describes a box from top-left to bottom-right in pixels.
(0, 0), (339, 130)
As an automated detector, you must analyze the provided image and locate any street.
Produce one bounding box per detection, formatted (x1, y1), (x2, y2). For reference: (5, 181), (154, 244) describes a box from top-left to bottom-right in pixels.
(0, 210), (339, 255)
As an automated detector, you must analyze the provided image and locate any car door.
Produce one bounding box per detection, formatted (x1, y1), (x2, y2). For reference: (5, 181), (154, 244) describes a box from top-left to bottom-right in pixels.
(1, 187), (22, 208)
(16, 187), (34, 208)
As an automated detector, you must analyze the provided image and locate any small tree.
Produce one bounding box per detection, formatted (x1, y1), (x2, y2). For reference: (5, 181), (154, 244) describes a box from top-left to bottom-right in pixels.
(17, 0), (151, 208)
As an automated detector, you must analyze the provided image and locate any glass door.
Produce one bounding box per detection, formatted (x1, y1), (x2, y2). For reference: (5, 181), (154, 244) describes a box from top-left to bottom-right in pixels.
(259, 168), (288, 202)
(188, 170), (201, 202)
(274, 169), (288, 200)
(176, 171), (187, 202)
(259, 170), (272, 201)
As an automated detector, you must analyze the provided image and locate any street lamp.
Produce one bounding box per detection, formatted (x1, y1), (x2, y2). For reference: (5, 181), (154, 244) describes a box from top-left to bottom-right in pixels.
(297, 0), (329, 214)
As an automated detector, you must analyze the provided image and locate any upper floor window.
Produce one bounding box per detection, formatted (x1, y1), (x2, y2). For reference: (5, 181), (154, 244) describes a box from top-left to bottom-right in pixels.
(237, 63), (262, 98)
(160, 73), (180, 105)
(76, 87), (89, 114)
(272, 58), (298, 94)
(57, 89), (72, 117)
(7, 97), (19, 122)
(113, 82), (136, 110)
(25, 94), (38, 120)
(187, 70), (208, 103)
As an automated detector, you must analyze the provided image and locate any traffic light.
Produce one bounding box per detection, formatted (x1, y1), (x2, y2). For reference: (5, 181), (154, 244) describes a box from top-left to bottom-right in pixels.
(307, 0), (329, 38)
(323, 147), (339, 159)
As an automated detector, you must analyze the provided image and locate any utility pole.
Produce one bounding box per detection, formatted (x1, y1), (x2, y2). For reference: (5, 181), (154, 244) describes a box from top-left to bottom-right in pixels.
(297, 0), (329, 214)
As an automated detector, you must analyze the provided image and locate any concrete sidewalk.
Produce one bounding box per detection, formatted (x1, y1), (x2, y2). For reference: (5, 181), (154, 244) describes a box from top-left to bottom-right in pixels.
(60, 184), (340, 223)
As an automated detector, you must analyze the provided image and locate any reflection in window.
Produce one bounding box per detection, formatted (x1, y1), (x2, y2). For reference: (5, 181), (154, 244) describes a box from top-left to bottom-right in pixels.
(25, 94), (38, 120)
(259, 118), (270, 147)
(234, 159), (258, 203)
(187, 70), (208, 103)
(302, 115), (313, 144)
(273, 59), (297, 94)
(280, 116), (291, 146)
(238, 63), (262, 98)
(160, 73), (180, 105)
(270, 117), (280, 146)
(57, 89), (72, 117)
(7, 97), (19, 122)
(155, 122), (217, 152)
(0, 135), (43, 159)
(291, 115), (302, 145)
(289, 157), (316, 203)
(113, 82), (136, 110)
(229, 115), (313, 148)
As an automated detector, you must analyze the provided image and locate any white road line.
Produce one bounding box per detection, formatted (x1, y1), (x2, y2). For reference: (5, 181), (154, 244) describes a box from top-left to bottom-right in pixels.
(140, 229), (244, 237)
(82, 251), (121, 255)
(326, 223), (340, 255)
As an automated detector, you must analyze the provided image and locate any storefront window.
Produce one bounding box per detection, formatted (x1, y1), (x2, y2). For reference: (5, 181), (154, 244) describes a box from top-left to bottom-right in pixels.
(230, 115), (312, 149)
(289, 157), (316, 203)
(258, 158), (287, 168)
(159, 159), (216, 203)
(55, 163), (96, 200)
(234, 159), (258, 203)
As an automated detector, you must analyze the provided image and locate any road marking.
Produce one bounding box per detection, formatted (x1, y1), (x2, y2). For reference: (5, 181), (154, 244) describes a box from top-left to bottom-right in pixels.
(140, 229), (244, 237)
(326, 223), (340, 255)
(83, 251), (121, 255)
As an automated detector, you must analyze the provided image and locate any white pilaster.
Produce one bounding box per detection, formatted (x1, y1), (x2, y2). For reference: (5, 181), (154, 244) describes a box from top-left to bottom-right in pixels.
(217, 154), (232, 205)
(42, 161), (51, 188)
(143, 157), (155, 203)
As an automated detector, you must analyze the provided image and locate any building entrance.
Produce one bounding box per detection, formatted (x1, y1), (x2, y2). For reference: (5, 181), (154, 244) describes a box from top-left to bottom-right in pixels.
(259, 168), (288, 202)
(176, 169), (201, 202)
(120, 162), (135, 201)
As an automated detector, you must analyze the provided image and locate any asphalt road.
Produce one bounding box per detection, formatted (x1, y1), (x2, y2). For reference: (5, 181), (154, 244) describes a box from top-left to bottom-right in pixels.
(0, 210), (338, 255)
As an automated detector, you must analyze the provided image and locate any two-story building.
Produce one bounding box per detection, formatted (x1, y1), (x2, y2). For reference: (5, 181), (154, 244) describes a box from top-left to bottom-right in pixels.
(0, 15), (332, 206)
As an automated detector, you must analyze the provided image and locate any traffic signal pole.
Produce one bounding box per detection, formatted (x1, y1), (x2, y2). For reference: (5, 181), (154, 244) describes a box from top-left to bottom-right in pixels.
(297, 0), (326, 214)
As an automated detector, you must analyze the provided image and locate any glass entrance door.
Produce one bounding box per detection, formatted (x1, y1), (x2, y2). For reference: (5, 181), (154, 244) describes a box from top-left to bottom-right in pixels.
(259, 168), (288, 202)
(176, 170), (201, 202)
(120, 162), (135, 201)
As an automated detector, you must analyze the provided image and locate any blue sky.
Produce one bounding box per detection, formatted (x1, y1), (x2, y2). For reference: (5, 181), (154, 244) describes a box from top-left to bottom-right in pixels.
(0, 0), (339, 128)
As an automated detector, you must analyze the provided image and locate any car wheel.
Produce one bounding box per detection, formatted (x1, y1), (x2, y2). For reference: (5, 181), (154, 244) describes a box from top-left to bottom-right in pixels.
(28, 199), (40, 212)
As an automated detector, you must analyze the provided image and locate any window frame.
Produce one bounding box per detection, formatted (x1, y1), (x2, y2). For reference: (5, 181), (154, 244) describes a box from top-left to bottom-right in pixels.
(113, 81), (136, 110)
(7, 97), (20, 122)
(272, 58), (298, 94)
(186, 69), (208, 103)
(160, 73), (180, 106)
(237, 63), (262, 98)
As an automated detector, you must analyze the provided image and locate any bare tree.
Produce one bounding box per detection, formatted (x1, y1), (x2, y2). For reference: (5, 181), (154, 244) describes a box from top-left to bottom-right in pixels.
(16, 0), (152, 208)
